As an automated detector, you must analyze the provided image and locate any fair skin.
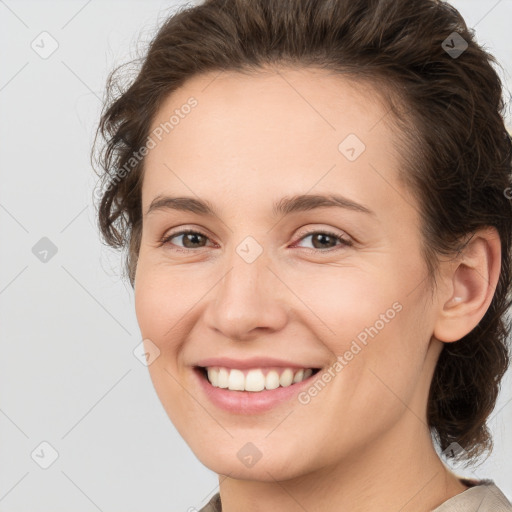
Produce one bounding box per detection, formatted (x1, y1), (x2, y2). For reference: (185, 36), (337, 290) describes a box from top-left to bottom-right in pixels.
(133, 66), (501, 512)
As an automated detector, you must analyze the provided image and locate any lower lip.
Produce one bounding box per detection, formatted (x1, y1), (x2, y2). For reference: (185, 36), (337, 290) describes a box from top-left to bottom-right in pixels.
(193, 367), (319, 414)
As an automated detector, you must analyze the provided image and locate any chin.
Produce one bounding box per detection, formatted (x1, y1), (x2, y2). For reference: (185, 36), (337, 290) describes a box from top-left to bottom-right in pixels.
(185, 434), (318, 482)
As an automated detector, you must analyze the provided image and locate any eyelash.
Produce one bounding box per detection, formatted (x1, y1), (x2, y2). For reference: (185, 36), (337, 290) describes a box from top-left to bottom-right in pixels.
(158, 228), (353, 253)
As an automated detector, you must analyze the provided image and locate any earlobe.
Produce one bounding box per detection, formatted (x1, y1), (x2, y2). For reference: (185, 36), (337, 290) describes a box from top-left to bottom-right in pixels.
(433, 227), (501, 343)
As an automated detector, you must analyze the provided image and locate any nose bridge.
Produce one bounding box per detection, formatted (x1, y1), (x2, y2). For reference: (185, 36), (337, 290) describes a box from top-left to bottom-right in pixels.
(217, 239), (269, 313)
(204, 237), (287, 339)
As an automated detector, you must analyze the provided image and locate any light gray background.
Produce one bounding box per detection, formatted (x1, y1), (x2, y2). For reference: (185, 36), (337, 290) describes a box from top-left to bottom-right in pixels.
(1, 1), (511, 511)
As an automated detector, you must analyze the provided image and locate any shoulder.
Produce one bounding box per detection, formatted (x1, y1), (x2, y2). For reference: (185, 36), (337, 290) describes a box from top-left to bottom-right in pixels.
(432, 479), (512, 512)
(195, 483), (512, 512)
(197, 492), (221, 512)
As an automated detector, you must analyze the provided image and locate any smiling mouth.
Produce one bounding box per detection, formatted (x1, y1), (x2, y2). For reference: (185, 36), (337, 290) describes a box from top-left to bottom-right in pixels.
(195, 366), (321, 392)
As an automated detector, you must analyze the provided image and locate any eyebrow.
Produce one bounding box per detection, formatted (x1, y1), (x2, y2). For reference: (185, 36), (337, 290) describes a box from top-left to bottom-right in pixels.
(145, 193), (376, 218)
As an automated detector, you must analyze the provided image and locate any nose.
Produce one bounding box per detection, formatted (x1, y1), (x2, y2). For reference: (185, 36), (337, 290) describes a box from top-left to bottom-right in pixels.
(202, 248), (289, 341)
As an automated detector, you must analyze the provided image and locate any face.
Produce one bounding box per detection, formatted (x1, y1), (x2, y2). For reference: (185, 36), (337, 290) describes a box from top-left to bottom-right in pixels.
(134, 67), (441, 480)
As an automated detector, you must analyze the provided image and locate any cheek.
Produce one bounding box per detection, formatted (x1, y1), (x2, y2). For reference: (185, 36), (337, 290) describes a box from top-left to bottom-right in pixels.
(134, 268), (193, 423)
(134, 259), (199, 345)
(336, 292), (431, 428)
(278, 263), (396, 347)
(298, 265), (427, 413)
(301, 305), (427, 461)
(134, 277), (169, 342)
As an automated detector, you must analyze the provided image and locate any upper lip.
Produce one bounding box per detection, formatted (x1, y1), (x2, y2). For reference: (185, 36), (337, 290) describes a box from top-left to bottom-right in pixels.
(195, 356), (321, 370)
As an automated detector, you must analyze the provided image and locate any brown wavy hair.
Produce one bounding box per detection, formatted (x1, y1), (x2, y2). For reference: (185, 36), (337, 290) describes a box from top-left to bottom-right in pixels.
(92, 0), (512, 463)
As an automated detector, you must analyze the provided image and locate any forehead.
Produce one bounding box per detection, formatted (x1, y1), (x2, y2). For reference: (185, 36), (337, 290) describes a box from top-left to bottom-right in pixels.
(141, 67), (412, 220)
(147, 66), (390, 146)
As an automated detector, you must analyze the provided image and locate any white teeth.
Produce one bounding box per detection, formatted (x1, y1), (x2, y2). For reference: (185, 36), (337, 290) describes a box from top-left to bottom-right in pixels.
(218, 367), (229, 388)
(207, 367), (219, 387)
(246, 369), (266, 392)
(204, 366), (316, 391)
(279, 368), (294, 387)
(265, 370), (280, 390)
(228, 369), (245, 391)
(293, 369), (304, 383)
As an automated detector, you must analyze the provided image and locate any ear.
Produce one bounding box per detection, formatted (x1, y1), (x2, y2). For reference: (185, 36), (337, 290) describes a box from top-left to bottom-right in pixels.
(433, 227), (501, 343)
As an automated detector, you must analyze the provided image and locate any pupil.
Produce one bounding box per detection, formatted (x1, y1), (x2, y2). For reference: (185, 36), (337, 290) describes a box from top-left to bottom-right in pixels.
(185, 233), (204, 248)
(314, 233), (335, 249)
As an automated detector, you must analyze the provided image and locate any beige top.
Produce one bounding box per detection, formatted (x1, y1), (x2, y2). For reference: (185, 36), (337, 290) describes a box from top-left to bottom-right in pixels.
(198, 479), (512, 512)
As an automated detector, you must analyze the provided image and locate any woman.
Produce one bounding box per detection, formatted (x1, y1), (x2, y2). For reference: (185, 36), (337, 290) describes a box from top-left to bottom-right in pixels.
(93, 0), (512, 510)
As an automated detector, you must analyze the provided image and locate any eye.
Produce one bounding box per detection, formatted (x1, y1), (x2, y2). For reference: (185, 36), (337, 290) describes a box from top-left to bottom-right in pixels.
(159, 228), (352, 253)
(159, 229), (212, 251)
(293, 229), (353, 252)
